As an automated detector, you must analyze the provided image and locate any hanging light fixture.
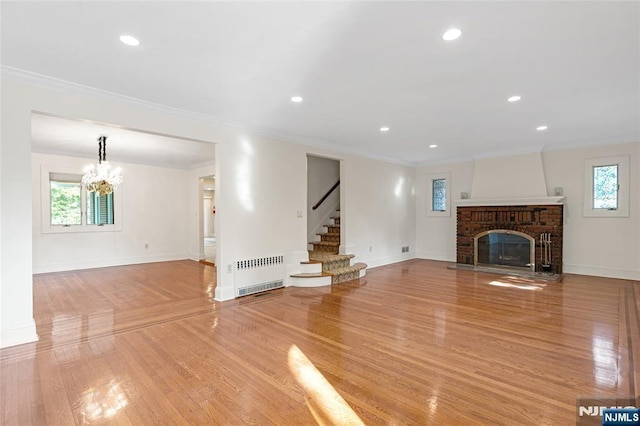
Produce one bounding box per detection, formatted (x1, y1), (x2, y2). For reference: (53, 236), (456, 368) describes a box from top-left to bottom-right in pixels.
(82, 135), (123, 195)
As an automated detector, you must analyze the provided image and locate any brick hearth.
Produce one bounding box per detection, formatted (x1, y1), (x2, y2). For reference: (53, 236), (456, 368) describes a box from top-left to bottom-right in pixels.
(456, 205), (563, 273)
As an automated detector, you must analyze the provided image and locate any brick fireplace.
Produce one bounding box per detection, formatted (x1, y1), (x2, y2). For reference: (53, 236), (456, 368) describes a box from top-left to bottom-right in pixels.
(456, 204), (564, 274)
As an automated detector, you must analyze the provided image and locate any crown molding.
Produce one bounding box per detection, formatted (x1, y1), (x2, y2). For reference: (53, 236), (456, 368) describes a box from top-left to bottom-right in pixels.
(416, 135), (639, 168)
(540, 134), (640, 153)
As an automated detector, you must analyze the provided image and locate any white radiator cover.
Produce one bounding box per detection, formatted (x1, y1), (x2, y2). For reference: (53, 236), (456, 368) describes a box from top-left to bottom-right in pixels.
(234, 255), (285, 297)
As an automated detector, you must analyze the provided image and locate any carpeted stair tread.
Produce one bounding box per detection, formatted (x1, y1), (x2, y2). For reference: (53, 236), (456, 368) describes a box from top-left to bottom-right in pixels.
(325, 262), (367, 276)
(308, 252), (355, 261)
(292, 207), (366, 286)
(309, 241), (340, 247)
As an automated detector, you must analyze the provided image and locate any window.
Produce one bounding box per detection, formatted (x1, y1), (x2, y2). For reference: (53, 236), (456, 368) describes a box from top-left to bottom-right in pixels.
(87, 192), (114, 225)
(427, 172), (451, 217)
(592, 165), (618, 209)
(41, 166), (122, 233)
(49, 173), (82, 226)
(432, 179), (447, 211)
(584, 156), (629, 217)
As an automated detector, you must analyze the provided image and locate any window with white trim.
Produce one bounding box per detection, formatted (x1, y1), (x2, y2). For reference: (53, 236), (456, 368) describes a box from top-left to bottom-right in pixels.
(49, 173), (82, 226)
(583, 156), (629, 217)
(41, 166), (122, 233)
(427, 172), (451, 217)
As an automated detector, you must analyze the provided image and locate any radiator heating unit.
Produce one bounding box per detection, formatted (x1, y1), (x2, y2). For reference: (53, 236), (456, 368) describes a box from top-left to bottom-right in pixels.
(234, 255), (285, 297)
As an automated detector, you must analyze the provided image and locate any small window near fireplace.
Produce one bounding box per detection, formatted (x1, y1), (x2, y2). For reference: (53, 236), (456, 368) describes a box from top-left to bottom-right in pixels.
(432, 179), (446, 211)
(583, 155), (629, 218)
(427, 172), (450, 217)
(592, 164), (618, 210)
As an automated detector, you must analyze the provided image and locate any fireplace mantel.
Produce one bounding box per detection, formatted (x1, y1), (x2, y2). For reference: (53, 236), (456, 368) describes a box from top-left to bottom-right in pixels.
(454, 196), (565, 207)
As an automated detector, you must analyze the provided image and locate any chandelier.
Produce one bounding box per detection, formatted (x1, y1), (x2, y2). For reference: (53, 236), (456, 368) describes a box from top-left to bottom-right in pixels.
(82, 135), (123, 195)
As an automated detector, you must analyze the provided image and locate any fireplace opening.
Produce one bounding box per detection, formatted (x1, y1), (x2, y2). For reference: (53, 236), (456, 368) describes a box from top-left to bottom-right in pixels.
(474, 230), (535, 271)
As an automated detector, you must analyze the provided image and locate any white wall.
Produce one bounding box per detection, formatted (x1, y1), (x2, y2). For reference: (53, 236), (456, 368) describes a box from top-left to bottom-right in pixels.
(416, 160), (474, 261)
(542, 142), (639, 279)
(472, 152), (547, 198)
(1, 79), (38, 347)
(32, 153), (190, 273)
(307, 155), (340, 241)
(416, 143), (640, 279)
(341, 155), (416, 268)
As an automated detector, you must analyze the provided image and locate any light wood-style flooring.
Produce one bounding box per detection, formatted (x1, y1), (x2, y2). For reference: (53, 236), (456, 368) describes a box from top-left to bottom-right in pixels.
(1, 259), (638, 425)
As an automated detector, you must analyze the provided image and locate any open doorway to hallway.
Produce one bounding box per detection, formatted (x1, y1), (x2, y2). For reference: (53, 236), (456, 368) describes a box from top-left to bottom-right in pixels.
(201, 176), (216, 265)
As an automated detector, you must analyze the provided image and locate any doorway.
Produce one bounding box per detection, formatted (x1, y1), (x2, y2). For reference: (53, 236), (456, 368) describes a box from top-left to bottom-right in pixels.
(202, 176), (216, 265)
(307, 155), (340, 249)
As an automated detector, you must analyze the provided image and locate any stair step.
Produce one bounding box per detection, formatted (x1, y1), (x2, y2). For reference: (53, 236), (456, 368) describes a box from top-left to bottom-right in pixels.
(290, 272), (332, 278)
(309, 241), (340, 247)
(290, 273), (332, 288)
(309, 242), (339, 254)
(308, 252), (354, 261)
(330, 262), (368, 284)
(325, 262), (367, 276)
(317, 233), (340, 243)
(300, 260), (322, 265)
(324, 225), (340, 234)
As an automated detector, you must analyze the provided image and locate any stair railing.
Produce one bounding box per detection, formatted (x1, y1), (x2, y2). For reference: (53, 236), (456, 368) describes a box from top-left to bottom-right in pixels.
(312, 180), (340, 210)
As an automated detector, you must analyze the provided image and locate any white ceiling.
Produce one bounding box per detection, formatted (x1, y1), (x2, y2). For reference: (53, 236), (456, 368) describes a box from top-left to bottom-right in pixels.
(2, 1), (638, 166)
(30, 113), (215, 170)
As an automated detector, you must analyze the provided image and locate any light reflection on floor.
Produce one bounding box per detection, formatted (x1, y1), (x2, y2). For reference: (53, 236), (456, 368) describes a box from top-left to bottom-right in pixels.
(288, 344), (364, 426)
(489, 279), (546, 291)
(78, 379), (128, 423)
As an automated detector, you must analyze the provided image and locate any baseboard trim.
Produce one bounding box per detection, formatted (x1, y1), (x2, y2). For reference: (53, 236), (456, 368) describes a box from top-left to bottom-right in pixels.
(415, 252), (456, 262)
(366, 253), (416, 269)
(33, 253), (190, 274)
(189, 251), (205, 262)
(214, 285), (235, 301)
(563, 264), (640, 281)
(1, 319), (39, 348)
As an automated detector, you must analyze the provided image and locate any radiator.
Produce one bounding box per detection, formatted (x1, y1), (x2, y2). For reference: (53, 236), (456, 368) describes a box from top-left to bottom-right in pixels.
(234, 255), (285, 297)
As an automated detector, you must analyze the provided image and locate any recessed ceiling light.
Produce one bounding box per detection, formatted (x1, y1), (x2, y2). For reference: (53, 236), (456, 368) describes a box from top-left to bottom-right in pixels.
(507, 95), (522, 103)
(442, 28), (462, 41)
(536, 125), (548, 131)
(429, 144), (438, 148)
(380, 127), (390, 132)
(291, 96), (303, 103)
(120, 35), (140, 46)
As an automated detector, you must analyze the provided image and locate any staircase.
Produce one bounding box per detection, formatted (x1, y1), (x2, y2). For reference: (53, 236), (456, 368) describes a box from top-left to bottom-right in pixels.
(291, 212), (367, 287)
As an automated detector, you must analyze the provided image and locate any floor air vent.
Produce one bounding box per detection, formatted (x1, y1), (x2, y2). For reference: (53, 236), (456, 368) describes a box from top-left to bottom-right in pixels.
(235, 255), (285, 297)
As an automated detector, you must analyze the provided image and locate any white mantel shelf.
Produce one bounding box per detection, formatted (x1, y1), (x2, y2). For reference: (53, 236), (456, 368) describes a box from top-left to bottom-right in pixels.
(454, 196), (565, 207)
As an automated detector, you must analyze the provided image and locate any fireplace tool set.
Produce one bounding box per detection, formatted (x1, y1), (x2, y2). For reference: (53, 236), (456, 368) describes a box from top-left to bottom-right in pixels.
(539, 233), (552, 273)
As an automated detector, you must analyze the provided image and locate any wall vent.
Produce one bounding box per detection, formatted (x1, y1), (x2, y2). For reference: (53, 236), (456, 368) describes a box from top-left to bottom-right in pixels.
(234, 255), (285, 297)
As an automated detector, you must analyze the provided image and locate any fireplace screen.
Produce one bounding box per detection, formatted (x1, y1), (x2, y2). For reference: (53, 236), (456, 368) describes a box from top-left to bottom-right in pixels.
(474, 230), (535, 271)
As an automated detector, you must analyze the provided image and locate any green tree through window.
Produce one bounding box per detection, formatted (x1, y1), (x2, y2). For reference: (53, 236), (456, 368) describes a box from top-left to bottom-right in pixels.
(593, 165), (618, 209)
(50, 180), (82, 225)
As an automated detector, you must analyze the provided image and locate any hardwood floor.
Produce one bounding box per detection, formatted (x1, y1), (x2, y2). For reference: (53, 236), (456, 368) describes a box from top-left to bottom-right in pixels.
(1, 259), (638, 425)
